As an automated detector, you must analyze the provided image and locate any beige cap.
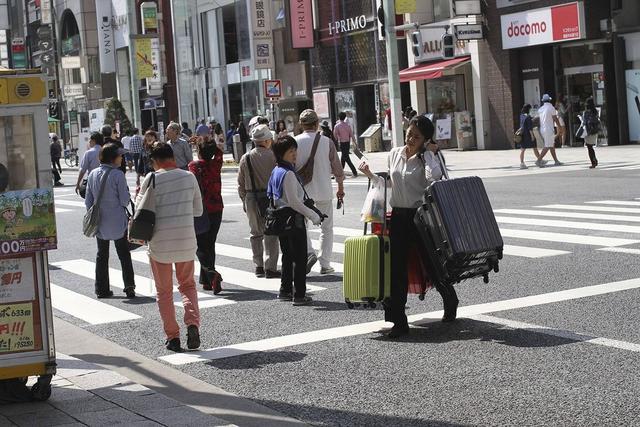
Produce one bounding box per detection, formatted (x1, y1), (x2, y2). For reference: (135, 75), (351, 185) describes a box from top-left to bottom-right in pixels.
(299, 109), (319, 125)
(251, 124), (273, 142)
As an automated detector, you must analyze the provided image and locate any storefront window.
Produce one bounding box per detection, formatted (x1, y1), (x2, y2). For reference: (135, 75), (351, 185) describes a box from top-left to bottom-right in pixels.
(0, 115), (37, 192)
(426, 75), (466, 114)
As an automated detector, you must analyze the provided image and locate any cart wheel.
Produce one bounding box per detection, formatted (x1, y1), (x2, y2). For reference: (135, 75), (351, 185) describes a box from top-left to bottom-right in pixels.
(419, 293), (425, 301)
(369, 302), (377, 309)
(483, 274), (489, 284)
(494, 265), (499, 273)
(346, 302), (354, 309)
(31, 375), (52, 401)
(354, 303), (361, 308)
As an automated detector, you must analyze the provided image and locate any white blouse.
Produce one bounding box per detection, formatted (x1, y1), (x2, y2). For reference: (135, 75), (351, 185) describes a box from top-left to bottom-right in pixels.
(374, 146), (443, 209)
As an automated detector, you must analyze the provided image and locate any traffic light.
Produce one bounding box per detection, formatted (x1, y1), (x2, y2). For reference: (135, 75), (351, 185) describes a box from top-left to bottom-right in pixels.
(411, 31), (422, 57)
(442, 33), (455, 59)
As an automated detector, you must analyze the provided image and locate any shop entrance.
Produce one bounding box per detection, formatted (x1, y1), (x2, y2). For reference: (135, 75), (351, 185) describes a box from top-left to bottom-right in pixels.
(564, 66), (607, 146)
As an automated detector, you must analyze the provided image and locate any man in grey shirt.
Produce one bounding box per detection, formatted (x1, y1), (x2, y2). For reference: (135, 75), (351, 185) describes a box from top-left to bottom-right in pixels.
(166, 122), (193, 169)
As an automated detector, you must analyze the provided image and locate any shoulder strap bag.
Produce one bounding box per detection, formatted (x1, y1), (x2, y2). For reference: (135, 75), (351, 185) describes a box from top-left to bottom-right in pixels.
(193, 163), (211, 235)
(128, 173), (156, 242)
(82, 168), (113, 237)
(297, 132), (321, 186)
(246, 155), (270, 218)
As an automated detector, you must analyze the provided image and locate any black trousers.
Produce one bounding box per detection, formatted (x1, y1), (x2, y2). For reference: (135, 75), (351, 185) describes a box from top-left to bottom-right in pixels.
(279, 225), (308, 298)
(340, 142), (357, 176)
(51, 157), (62, 174)
(386, 208), (457, 327)
(95, 236), (135, 295)
(587, 144), (598, 166)
(52, 168), (61, 183)
(196, 211), (223, 285)
(132, 153), (141, 174)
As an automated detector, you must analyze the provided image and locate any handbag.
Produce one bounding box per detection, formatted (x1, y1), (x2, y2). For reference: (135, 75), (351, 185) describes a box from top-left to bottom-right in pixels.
(129, 173), (156, 242)
(297, 132), (321, 186)
(514, 127), (523, 145)
(246, 155), (269, 218)
(125, 200), (143, 250)
(82, 168), (113, 238)
(79, 178), (88, 199)
(193, 163), (211, 235)
(575, 125), (586, 139)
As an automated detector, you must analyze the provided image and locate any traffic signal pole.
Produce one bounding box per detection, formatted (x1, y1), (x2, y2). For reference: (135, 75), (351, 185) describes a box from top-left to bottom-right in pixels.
(383, 0), (405, 148)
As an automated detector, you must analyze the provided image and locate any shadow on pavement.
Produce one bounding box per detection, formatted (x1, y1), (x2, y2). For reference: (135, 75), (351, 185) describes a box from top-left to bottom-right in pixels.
(206, 351), (307, 370)
(371, 318), (579, 348)
(253, 398), (470, 427)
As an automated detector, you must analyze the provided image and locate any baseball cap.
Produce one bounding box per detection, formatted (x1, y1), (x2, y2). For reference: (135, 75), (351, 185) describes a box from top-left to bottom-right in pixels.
(299, 109), (319, 125)
(248, 116), (261, 129)
(542, 94), (552, 102)
(251, 124), (273, 142)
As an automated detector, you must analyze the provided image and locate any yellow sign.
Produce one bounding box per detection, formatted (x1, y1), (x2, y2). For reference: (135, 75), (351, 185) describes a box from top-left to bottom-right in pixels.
(396, 0), (417, 14)
(0, 75), (47, 105)
(0, 302), (35, 353)
(135, 38), (154, 80)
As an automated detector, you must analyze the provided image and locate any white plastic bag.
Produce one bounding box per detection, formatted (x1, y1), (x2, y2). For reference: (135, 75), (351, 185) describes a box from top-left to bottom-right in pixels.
(361, 179), (386, 223)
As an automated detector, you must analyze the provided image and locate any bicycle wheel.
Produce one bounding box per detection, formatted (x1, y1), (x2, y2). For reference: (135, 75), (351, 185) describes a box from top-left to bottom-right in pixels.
(64, 156), (74, 168)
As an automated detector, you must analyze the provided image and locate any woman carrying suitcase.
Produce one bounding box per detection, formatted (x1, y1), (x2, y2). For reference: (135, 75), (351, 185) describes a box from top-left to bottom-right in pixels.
(358, 115), (458, 339)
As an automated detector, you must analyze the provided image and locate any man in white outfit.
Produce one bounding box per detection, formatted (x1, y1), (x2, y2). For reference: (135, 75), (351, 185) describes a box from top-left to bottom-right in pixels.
(536, 94), (564, 167)
(294, 109), (345, 275)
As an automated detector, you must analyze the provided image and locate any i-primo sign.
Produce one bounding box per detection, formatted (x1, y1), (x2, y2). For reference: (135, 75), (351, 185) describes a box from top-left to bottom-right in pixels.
(328, 15), (368, 36)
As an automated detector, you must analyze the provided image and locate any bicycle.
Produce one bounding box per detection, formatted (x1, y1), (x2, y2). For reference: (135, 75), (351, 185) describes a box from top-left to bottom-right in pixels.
(64, 148), (79, 168)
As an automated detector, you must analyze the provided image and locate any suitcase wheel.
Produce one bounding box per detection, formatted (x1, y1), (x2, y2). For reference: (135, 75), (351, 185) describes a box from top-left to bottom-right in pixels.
(483, 274), (489, 284)
(418, 293), (425, 301)
(493, 264), (499, 273)
(368, 301), (377, 309)
(345, 299), (355, 309)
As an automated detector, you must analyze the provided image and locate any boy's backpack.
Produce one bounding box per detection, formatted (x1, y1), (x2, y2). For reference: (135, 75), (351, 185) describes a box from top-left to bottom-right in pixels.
(584, 110), (600, 135)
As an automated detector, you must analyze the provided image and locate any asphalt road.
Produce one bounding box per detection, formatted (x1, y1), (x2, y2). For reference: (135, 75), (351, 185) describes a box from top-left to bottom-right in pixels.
(47, 156), (640, 426)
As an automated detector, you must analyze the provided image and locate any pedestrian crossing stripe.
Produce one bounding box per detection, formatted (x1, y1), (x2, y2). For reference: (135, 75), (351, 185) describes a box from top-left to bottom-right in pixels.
(51, 283), (141, 325)
(499, 228), (638, 247)
(539, 204), (640, 214)
(586, 200), (640, 207)
(495, 216), (640, 235)
(55, 200), (86, 208)
(495, 209), (640, 223)
(129, 252), (326, 293)
(52, 259), (236, 309)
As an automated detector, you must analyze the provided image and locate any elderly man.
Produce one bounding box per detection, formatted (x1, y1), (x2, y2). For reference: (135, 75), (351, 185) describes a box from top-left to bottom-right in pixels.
(238, 124), (280, 278)
(294, 109), (345, 275)
(165, 122), (193, 170)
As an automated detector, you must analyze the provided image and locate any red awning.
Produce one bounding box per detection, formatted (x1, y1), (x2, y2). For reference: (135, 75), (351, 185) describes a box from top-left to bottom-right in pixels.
(399, 56), (471, 83)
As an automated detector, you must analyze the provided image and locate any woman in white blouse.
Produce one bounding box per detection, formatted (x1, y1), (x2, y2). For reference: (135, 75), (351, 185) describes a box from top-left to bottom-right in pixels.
(359, 115), (458, 339)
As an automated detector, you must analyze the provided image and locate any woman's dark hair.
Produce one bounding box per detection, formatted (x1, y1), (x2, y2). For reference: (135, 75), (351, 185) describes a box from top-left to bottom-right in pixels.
(90, 132), (104, 146)
(99, 143), (122, 164)
(258, 116), (270, 125)
(144, 130), (158, 140)
(214, 123), (223, 135)
(197, 138), (217, 161)
(238, 122), (249, 141)
(585, 97), (596, 111)
(521, 104), (532, 114)
(272, 135), (298, 162)
(276, 120), (286, 132)
(408, 115), (435, 141)
(149, 142), (174, 161)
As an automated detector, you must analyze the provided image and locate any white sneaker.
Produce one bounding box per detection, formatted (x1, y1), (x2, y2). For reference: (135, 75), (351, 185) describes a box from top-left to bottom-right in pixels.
(520, 163), (528, 170)
(555, 161), (564, 166)
(535, 160), (545, 168)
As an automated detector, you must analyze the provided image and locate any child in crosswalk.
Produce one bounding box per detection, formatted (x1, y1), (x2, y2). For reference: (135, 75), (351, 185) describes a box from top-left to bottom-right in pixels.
(268, 136), (325, 306)
(137, 142), (203, 353)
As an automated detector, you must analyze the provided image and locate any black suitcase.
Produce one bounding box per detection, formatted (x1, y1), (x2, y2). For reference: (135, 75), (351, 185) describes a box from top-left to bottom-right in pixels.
(414, 175), (503, 286)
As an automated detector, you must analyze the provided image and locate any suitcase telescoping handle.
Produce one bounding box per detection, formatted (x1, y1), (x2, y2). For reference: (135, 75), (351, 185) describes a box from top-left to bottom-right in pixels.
(437, 151), (450, 180)
(363, 172), (389, 236)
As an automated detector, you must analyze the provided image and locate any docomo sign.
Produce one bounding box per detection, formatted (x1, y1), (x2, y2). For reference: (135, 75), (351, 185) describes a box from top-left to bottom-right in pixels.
(501, 2), (584, 50)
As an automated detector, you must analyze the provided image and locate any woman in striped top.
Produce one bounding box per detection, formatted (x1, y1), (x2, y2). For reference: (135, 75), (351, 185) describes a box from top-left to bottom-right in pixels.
(136, 142), (204, 353)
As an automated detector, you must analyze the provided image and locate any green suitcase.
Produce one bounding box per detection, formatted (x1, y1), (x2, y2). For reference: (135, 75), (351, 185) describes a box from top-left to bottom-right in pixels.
(343, 234), (391, 308)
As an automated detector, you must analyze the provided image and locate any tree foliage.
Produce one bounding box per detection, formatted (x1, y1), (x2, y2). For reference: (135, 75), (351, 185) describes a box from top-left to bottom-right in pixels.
(104, 98), (133, 135)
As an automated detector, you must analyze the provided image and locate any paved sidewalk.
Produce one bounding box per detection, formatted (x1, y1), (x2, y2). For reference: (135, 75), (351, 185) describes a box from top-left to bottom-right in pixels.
(362, 144), (640, 178)
(0, 353), (233, 427)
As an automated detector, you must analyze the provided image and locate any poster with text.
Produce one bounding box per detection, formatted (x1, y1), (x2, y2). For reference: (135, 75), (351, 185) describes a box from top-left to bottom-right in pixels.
(0, 302), (36, 353)
(626, 70), (640, 142)
(0, 189), (57, 256)
(0, 254), (36, 303)
(436, 115), (453, 140)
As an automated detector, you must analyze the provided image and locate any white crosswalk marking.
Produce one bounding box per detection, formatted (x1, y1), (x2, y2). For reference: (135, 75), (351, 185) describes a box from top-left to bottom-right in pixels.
(499, 228), (638, 247)
(50, 283), (141, 325)
(586, 200), (640, 207)
(495, 216), (640, 235)
(217, 243), (343, 273)
(53, 259), (235, 309)
(598, 247), (640, 255)
(539, 204), (640, 214)
(501, 245), (570, 258)
(129, 252), (325, 293)
(55, 208), (72, 213)
(494, 209), (640, 223)
(312, 239), (345, 254)
(55, 200), (87, 207)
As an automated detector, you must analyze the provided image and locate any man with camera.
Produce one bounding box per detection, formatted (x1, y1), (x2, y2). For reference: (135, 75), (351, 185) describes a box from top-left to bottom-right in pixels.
(294, 109), (345, 275)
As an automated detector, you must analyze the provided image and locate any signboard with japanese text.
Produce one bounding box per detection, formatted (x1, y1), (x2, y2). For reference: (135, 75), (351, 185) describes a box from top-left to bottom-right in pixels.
(0, 255), (36, 303)
(251, 0), (273, 69)
(0, 189), (57, 256)
(141, 2), (158, 32)
(134, 37), (155, 79)
(290, 0), (314, 49)
(501, 2), (584, 50)
(0, 302), (37, 354)
(395, 0), (416, 14)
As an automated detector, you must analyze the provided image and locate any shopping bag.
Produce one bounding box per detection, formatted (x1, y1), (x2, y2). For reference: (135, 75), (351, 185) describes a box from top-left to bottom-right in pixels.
(361, 179), (386, 223)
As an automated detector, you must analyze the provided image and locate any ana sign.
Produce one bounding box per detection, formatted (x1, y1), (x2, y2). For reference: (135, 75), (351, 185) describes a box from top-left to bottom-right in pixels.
(501, 2), (584, 50)
(328, 15), (369, 36)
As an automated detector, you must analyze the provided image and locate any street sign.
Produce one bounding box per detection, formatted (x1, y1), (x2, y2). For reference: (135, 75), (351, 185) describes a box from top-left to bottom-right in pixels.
(40, 52), (54, 66)
(63, 84), (84, 98)
(264, 79), (282, 98)
(36, 26), (52, 39)
(455, 24), (484, 40)
(61, 56), (81, 69)
(37, 40), (53, 51)
(268, 98), (280, 104)
(41, 0), (52, 24)
(453, 0), (482, 16)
